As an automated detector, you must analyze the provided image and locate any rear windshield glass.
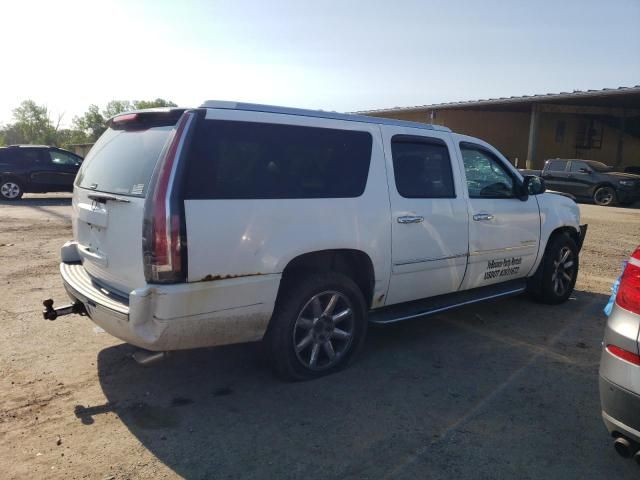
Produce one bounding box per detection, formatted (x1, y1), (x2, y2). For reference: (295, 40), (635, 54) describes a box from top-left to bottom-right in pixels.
(183, 120), (372, 199)
(75, 126), (173, 196)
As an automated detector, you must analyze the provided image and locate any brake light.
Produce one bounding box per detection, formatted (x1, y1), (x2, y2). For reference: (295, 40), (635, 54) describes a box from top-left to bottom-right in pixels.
(616, 247), (640, 314)
(606, 344), (640, 366)
(142, 111), (195, 283)
(112, 113), (138, 123)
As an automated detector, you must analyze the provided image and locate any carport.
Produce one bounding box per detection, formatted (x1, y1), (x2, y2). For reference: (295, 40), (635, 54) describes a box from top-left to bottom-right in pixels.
(362, 85), (640, 170)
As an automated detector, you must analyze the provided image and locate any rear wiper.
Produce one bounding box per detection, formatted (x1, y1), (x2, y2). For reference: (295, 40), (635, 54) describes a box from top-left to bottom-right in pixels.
(87, 193), (131, 203)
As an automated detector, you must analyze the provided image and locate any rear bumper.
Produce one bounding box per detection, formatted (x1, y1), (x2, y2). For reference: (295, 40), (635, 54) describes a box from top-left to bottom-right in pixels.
(600, 375), (640, 443)
(60, 262), (280, 351)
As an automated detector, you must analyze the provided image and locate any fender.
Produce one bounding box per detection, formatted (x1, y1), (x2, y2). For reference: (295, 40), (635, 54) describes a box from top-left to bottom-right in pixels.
(529, 192), (582, 275)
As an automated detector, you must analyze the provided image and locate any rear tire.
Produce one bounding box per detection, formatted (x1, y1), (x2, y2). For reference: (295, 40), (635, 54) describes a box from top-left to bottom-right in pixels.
(266, 272), (367, 381)
(528, 233), (579, 304)
(0, 179), (23, 200)
(593, 186), (616, 206)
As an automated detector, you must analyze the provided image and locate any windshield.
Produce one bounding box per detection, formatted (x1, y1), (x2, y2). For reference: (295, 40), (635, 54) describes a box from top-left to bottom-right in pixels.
(75, 125), (173, 196)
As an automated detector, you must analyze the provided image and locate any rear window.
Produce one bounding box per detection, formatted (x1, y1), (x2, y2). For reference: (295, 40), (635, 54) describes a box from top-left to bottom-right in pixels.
(75, 126), (173, 196)
(183, 120), (372, 199)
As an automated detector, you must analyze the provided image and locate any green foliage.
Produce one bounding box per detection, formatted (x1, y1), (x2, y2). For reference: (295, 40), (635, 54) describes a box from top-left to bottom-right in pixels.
(0, 98), (178, 148)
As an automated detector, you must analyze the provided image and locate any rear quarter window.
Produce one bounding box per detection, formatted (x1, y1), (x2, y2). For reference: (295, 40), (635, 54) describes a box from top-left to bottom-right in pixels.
(183, 120), (373, 199)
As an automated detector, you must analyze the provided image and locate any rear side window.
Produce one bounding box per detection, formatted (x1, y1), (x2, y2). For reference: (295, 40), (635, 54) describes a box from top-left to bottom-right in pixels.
(183, 120), (372, 199)
(546, 160), (568, 172)
(391, 135), (455, 198)
(76, 126), (174, 196)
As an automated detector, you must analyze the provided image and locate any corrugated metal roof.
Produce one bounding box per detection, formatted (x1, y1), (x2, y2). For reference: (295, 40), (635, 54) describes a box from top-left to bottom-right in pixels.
(359, 85), (640, 114)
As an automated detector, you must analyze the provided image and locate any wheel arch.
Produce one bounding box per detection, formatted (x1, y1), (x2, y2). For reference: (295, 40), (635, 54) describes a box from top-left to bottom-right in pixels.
(276, 249), (376, 309)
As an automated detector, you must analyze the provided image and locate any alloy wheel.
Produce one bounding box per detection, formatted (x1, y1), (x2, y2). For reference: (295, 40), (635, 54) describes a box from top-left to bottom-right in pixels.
(292, 291), (354, 371)
(551, 246), (575, 296)
(1, 182), (21, 199)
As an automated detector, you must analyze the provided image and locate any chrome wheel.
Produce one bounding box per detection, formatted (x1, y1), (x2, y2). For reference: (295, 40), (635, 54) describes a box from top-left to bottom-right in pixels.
(1, 181), (21, 199)
(594, 186), (615, 206)
(293, 291), (354, 371)
(551, 246), (575, 296)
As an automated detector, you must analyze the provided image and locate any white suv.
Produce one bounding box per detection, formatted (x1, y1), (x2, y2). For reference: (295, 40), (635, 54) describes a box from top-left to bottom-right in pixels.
(45, 102), (587, 380)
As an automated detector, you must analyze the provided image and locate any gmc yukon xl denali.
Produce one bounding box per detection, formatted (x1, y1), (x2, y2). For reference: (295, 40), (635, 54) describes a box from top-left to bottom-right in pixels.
(44, 102), (587, 380)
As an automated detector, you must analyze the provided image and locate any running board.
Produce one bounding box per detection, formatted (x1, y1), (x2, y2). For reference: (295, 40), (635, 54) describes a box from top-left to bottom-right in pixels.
(368, 279), (527, 325)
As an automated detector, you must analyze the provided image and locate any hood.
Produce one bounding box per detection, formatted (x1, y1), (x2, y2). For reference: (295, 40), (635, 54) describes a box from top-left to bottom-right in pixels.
(604, 171), (640, 180)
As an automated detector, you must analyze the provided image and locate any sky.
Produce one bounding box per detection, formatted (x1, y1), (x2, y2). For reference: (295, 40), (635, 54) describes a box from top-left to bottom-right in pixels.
(1, 0), (639, 127)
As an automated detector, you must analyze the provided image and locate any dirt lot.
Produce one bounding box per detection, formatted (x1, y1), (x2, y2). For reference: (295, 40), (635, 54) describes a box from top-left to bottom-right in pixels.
(1, 195), (639, 479)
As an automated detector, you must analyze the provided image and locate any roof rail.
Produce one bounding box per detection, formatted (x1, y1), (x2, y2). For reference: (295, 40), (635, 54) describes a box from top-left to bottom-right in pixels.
(200, 100), (452, 132)
(7, 144), (50, 148)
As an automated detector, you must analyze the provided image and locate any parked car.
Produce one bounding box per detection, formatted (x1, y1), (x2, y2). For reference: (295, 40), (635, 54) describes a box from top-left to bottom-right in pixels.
(43, 103), (586, 380)
(521, 159), (640, 206)
(0, 145), (83, 200)
(600, 246), (640, 462)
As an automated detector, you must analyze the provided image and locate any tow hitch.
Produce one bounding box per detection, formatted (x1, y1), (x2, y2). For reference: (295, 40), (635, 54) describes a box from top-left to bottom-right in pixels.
(42, 299), (86, 320)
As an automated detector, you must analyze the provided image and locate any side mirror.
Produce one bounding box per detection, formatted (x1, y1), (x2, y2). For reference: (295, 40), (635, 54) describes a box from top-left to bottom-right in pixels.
(523, 175), (546, 197)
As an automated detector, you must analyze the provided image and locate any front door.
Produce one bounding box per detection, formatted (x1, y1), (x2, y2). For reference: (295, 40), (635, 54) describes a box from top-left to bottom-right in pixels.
(458, 141), (541, 290)
(384, 128), (469, 306)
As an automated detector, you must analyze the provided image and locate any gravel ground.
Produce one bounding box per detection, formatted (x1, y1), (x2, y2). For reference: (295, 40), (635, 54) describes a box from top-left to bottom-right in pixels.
(1, 194), (639, 479)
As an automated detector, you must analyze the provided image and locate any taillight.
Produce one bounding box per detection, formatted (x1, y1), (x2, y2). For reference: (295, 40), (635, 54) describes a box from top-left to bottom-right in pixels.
(616, 247), (640, 314)
(606, 344), (640, 366)
(142, 111), (195, 283)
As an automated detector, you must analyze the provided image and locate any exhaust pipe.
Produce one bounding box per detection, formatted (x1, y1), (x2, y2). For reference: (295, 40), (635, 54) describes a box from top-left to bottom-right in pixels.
(132, 349), (168, 366)
(614, 436), (635, 458)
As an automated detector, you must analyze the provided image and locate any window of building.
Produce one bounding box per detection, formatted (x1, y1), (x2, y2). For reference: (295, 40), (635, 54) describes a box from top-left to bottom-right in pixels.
(183, 120), (373, 199)
(555, 120), (566, 143)
(391, 136), (455, 198)
(575, 118), (603, 149)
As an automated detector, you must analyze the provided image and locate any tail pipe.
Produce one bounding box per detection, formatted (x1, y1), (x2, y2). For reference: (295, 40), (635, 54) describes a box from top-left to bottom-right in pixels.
(614, 436), (639, 459)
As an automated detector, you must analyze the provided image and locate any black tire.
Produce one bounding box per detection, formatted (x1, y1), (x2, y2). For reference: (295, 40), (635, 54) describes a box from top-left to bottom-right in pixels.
(528, 233), (579, 304)
(593, 185), (616, 206)
(266, 272), (367, 381)
(0, 179), (24, 200)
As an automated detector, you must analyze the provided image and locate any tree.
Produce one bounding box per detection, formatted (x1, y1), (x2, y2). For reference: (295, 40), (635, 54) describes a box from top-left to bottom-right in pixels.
(103, 100), (133, 119)
(72, 105), (106, 142)
(11, 100), (55, 145)
(132, 98), (178, 110)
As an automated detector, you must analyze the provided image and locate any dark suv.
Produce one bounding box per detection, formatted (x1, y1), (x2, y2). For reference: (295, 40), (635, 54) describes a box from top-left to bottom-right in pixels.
(528, 159), (640, 206)
(0, 145), (83, 200)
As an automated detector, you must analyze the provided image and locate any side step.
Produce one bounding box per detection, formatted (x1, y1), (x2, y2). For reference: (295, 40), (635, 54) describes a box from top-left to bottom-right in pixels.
(369, 279), (527, 325)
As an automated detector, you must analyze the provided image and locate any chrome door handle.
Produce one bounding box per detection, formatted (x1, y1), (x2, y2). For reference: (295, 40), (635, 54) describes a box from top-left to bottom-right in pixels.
(473, 213), (494, 221)
(397, 215), (424, 224)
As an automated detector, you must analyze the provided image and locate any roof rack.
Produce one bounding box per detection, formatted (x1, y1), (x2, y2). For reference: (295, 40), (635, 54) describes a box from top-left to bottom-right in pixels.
(7, 144), (50, 148)
(200, 100), (451, 132)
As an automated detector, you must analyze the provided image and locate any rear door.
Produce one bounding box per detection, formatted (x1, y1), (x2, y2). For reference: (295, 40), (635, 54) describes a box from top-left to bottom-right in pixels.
(542, 159), (570, 192)
(457, 138), (540, 290)
(72, 112), (183, 293)
(383, 128), (469, 305)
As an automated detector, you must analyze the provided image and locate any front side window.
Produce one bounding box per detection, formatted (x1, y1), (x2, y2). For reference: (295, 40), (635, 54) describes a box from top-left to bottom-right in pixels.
(460, 143), (515, 198)
(184, 120), (373, 199)
(49, 151), (80, 166)
(569, 161), (591, 173)
(391, 136), (455, 198)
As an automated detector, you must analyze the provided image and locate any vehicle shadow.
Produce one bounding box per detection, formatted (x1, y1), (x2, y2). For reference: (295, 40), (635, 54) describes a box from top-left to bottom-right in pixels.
(86, 289), (636, 479)
(0, 196), (72, 207)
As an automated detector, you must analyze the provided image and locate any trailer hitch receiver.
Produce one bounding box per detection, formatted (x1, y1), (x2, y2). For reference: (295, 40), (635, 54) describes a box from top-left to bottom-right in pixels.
(42, 299), (86, 321)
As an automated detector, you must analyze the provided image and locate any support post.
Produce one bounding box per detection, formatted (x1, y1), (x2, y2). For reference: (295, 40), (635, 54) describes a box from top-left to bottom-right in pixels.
(526, 104), (539, 169)
(615, 109), (626, 167)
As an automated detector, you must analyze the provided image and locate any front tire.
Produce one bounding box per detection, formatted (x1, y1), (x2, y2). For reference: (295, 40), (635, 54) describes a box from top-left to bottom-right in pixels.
(529, 233), (579, 304)
(593, 186), (616, 206)
(0, 179), (23, 200)
(267, 272), (367, 381)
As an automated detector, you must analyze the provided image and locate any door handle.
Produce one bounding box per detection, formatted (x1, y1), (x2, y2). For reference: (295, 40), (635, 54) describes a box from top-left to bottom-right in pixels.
(473, 213), (494, 221)
(397, 215), (424, 224)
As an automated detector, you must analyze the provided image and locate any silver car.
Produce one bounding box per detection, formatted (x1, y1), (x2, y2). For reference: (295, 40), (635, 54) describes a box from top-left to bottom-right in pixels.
(600, 246), (640, 462)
